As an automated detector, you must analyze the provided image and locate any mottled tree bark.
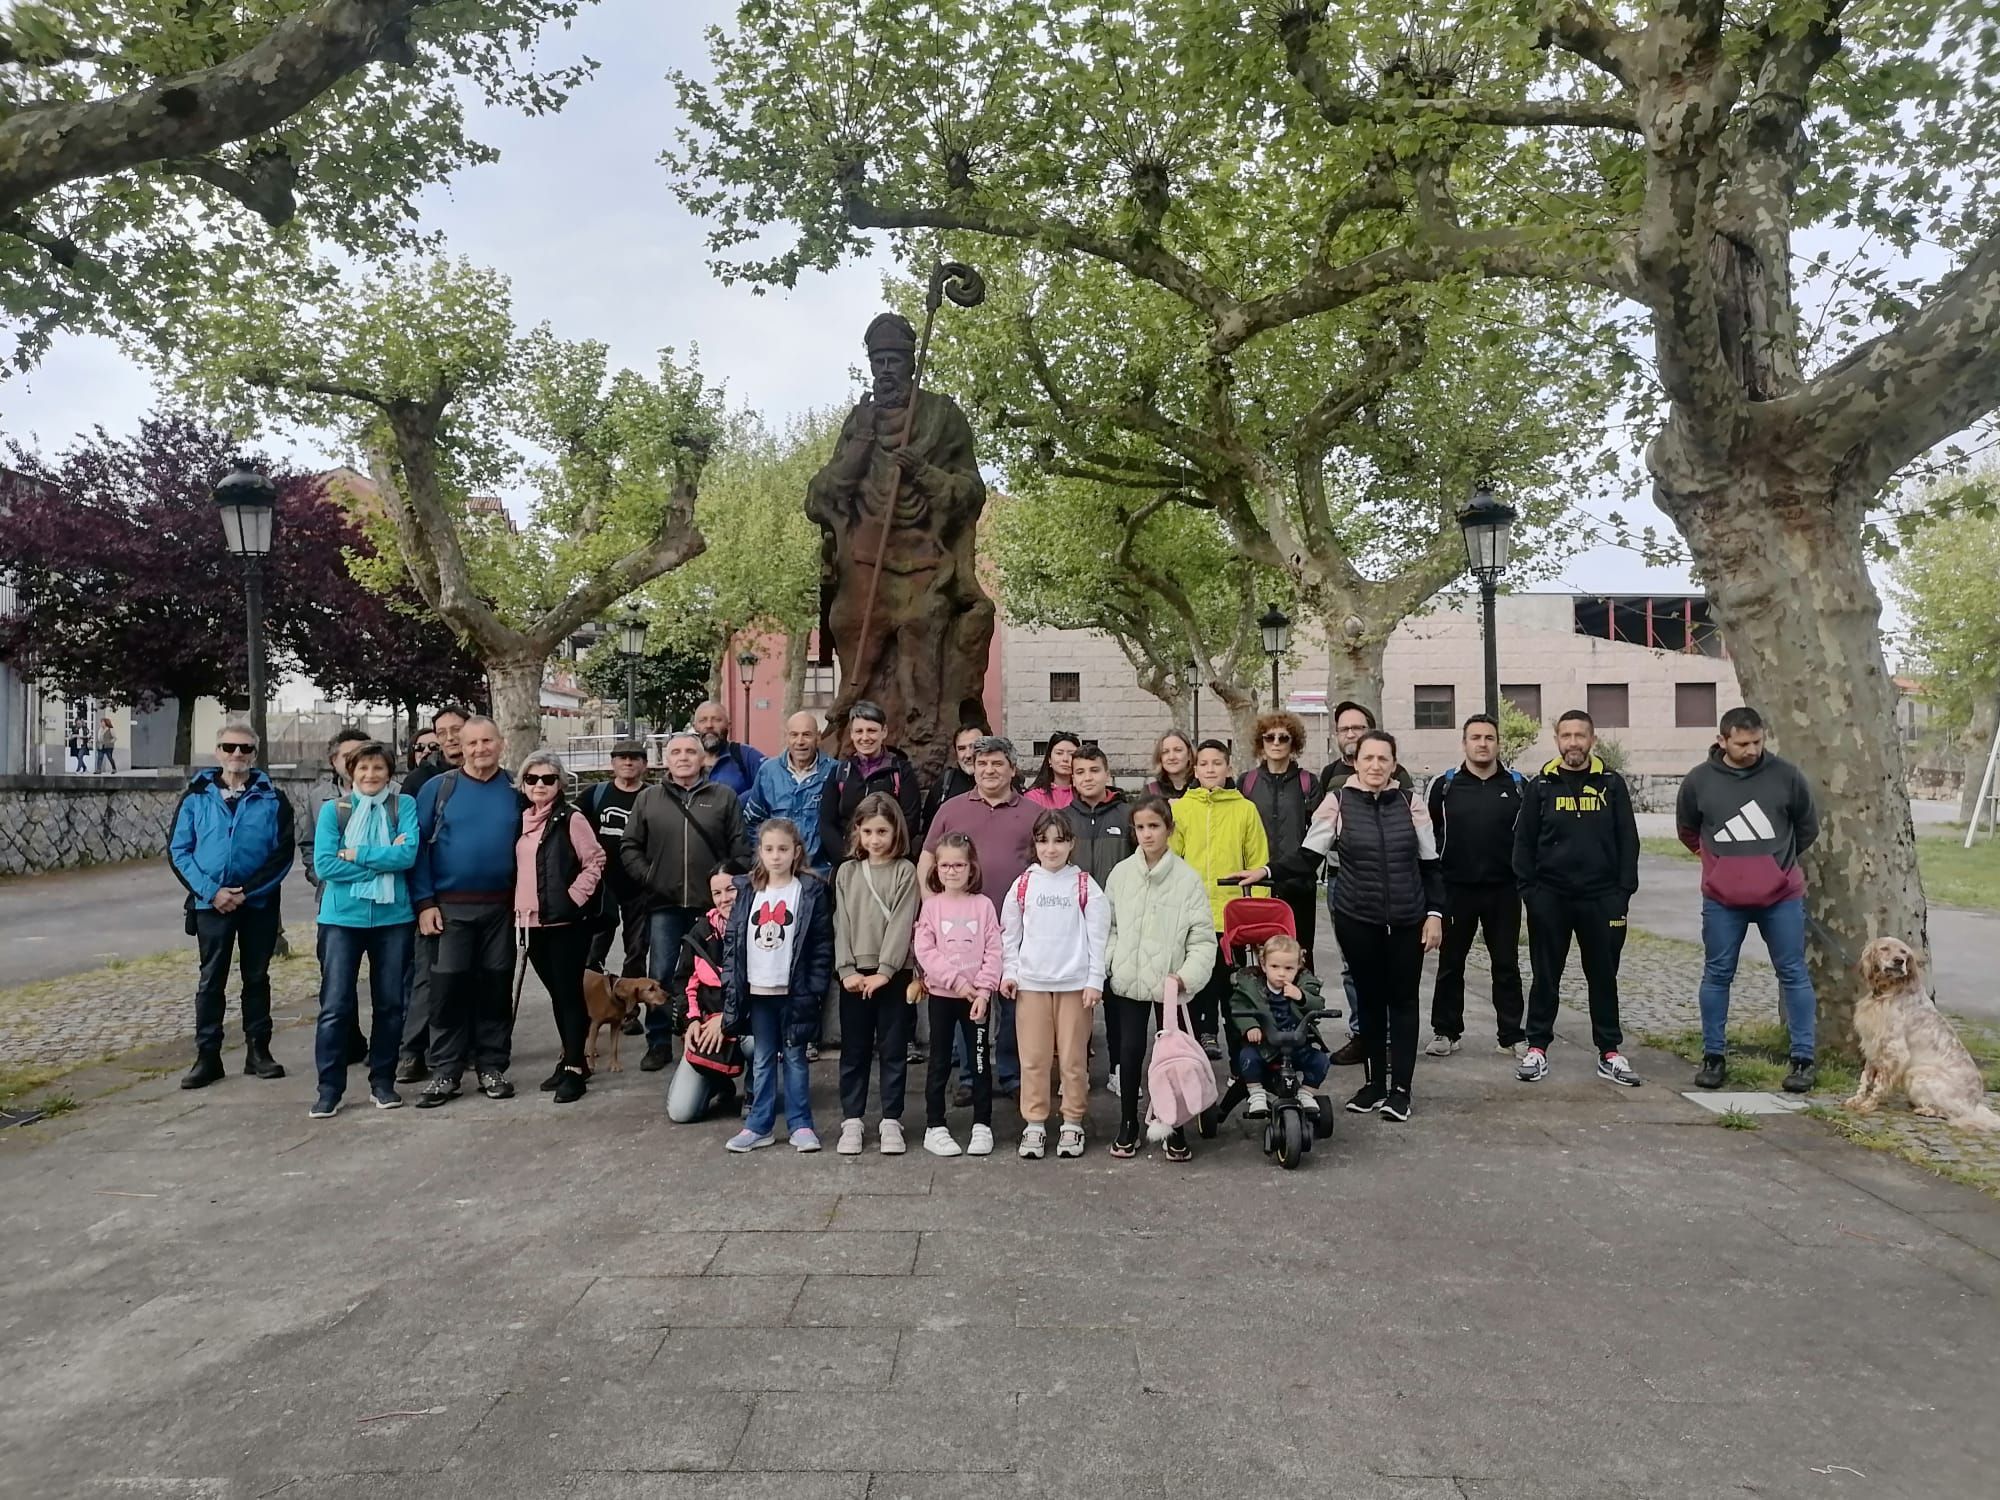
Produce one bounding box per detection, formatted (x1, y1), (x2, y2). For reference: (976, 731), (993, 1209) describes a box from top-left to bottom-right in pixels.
(484, 657), (544, 762)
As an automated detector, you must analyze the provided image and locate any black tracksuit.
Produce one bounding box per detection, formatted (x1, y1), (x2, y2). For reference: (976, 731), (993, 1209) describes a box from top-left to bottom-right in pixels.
(1427, 765), (1526, 1044)
(1512, 757), (1639, 1055)
(819, 750), (925, 869)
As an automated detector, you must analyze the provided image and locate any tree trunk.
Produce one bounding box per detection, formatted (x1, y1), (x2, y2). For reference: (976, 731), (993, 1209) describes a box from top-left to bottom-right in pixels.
(403, 696), (420, 754)
(1321, 624), (1388, 760)
(1659, 461), (1926, 1056)
(173, 692), (197, 766)
(783, 627), (809, 718)
(485, 655), (546, 760)
(1959, 697), (1999, 826)
(1211, 681), (1259, 764)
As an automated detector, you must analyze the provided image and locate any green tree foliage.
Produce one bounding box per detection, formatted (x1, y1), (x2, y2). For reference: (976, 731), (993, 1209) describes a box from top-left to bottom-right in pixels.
(578, 639), (712, 735)
(1892, 488), (2000, 740)
(174, 257), (722, 750)
(1498, 700), (1540, 770)
(0, 0), (596, 370)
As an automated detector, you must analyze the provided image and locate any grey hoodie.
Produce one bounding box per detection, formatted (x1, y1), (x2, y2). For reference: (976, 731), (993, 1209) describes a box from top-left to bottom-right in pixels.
(1676, 746), (1818, 908)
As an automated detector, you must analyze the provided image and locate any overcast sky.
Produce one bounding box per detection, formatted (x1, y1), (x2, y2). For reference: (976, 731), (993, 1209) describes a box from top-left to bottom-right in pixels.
(0, 1), (1696, 599)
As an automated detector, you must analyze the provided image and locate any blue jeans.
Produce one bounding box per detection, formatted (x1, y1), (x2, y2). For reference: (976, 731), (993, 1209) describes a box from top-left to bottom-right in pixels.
(744, 993), (815, 1137)
(1699, 896), (1815, 1058)
(316, 921), (414, 1099)
(1235, 1043), (1331, 1089)
(646, 907), (701, 1048)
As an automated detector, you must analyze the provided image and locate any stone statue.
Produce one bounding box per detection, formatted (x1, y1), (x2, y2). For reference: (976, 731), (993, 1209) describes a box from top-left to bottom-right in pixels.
(807, 308), (994, 775)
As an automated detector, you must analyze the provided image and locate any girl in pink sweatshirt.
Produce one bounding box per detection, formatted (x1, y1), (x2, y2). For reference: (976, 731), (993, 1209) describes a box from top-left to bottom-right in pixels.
(912, 832), (1003, 1157)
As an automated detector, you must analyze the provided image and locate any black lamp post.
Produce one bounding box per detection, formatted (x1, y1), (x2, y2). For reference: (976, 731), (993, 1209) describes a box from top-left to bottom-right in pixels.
(1457, 481), (1518, 722)
(212, 459), (277, 751)
(1258, 604), (1292, 713)
(1186, 656), (1200, 742)
(736, 648), (759, 745)
(617, 605), (648, 737)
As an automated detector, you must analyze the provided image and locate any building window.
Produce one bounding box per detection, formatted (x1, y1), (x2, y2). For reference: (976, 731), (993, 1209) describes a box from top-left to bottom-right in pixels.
(803, 665), (836, 707)
(1675, 681), (1718, 729)
(1586, 683), (1630, 728)
(1501, 684), (1541, 726)
(1049, 671), (1080, 703)
(1413, 684), (1456, 729)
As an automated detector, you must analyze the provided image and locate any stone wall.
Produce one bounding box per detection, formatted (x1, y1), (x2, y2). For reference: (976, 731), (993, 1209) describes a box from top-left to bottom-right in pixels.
(0, 773), (321, 878)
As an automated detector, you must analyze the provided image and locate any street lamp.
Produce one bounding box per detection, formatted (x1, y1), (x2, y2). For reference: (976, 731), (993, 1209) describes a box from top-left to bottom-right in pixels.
(212, 459), (277, 751)
(1457, 481), (1518, 722)
(617, 604), (648, 736)
(1186, 656), (1200, 742)
(736, 648), (759, 745)
(1258, 603), (1292, 712)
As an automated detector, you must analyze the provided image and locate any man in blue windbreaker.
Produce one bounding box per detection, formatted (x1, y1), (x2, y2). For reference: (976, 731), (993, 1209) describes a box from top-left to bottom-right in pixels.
(169, 721), (296, 1090)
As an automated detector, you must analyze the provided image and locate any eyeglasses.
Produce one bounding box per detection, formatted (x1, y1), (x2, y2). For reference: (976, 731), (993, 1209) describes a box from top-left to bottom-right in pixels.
(1261, 732), (1292, 744)
(521, 772), (562, 787)
(218, 742), (255, 755)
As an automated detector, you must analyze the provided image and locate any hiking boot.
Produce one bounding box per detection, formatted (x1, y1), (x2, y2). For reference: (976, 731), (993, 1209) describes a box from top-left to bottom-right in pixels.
(967, 1124), (994, 1156)
(1018, 1123), (1047, 1160)
(180, 1050), (225, 1090)
(836, 1118), (866, 1155)
(1425, 1034), (1460, 1057)
(1596, 1052), (1642, 1088)
(1516, 1047), (1550, 1082)
(639, 1044), (673, 1073)
(1694, 1053), (1728, 1090)
(1783, 1057), (1818, 1094)
(552, 1069), (587, 1104)
(1056, 1123), (1085, 1158)
(478, 1071), (515, 1100)
(879, 1119), (907, 1155)
(415, 1076), (460, 1109)
(1329, 1038), (1366, 1067)
(395, 1055), (429, 1084)
(1380, 1088), (1412, 1122)
(244, 1039), (285, 1080)
(1198, 1033), (1224, 1061)
(308, 1092), (341, 1119)
(924, 1127), (962, 1158)
(1345, 1083), (1387, 1113)
(621, 1012), (644, 1036)
(1244, 1084), (1270, 1119)
(540, 1067), (565, 1092)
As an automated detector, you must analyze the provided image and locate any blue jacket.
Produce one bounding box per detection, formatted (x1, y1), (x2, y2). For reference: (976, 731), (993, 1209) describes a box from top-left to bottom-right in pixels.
(720, 871), (833, 1044)
(409, 768), (521, 909)
(707, 741), (766, 799)
(743, 751), (836, 865)
(312, 794), (420, 928)
(169, 768), (295, 910)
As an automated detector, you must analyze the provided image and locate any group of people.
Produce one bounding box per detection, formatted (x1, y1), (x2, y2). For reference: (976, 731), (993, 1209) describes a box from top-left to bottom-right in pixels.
(166, 687), (1824, 1154)
(65, 714), (117, 774)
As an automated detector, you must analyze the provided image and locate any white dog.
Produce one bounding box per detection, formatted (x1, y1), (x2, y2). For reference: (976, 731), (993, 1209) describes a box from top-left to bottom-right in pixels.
(1846, 937), (2000, 1130)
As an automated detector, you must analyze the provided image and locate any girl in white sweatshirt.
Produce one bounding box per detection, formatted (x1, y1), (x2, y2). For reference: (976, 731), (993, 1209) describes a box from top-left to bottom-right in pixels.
(1000, 810), (1111, 1160)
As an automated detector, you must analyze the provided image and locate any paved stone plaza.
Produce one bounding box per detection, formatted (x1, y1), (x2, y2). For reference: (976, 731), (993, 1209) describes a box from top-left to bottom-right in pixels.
(5, 960), (2000, 1499)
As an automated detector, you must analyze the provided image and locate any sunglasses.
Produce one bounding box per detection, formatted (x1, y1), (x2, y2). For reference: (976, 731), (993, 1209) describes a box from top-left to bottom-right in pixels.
(218, 742), (255, 755)
(1261, 732), (1292, 744)
(521, 772), (562, 787)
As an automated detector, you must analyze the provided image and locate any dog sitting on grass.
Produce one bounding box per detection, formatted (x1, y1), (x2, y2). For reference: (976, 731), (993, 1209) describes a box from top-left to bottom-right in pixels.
(1846, 937), (2000, 1130)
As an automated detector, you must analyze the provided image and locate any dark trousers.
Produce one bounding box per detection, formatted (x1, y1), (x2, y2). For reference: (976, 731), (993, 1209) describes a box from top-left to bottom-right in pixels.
(1334, 912), (1422, 1096)
(839, 970), (913, 1120)
(1524, 888), (1628, 1056)
(586, 885), (650, 978)
(315, 922), (413, 1098)
(429, 904), (516, 1082)
(528, 924), (593, 1070)
(399, 932), (439, 1066)
(193, 900), (282, 1055)
(1235, 1042), (1331, 1089)
(925, 995), (991, 1128)
(1275, 883), (1318, 971)
(645, 906), (702, 1049)
(1109, 994), (1158, 1130)
(1431, 881), (1525, 1044)
(1190, 941), (1228, 1038)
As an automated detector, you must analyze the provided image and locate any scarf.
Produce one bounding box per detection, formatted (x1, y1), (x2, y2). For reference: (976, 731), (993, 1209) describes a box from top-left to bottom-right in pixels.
(346, 787), (398, 905)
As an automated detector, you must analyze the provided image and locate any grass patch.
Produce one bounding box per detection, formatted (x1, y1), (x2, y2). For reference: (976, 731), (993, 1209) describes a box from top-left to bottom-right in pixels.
(1808, 1103), (2000, 1200)
(0, 1061), (77, 1111)
(1643, 829), (2000, 912)
(0, 949), (193, 1019)
(1640, 1021), (1861, 1097)
(1639, 837), (1698, 862)
(1717, 1107), (1759, 1131)
(37, 1093), (76, 1117)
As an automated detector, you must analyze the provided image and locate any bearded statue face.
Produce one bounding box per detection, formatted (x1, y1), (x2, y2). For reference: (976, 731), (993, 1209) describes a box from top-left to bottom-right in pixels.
(870, 346), (914, 407)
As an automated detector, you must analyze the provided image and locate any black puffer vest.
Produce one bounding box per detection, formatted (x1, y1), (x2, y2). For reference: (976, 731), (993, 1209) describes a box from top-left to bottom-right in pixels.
(1329, 785), (1426, 926)
(534, 803), (589, 926)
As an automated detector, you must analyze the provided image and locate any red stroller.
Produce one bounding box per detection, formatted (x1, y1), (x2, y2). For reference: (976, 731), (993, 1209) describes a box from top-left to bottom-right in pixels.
(1197, 895), (1339, 1168)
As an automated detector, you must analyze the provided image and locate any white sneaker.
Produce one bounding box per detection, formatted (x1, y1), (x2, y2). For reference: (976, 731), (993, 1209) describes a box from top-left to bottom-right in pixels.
(1500, 1040), (1530, 1058)
(1056, 1122), (1085, 1158)
(1244, 1084), (1270, 1119)
(1106, 1066), (1120, 1098)
(1018, 1123), (1047, 1160)
(879, 1119), (907, 1154)
(836, 1118), (865, 1155)
(923, 1126), (962, 1157)
(967, 1124), (994, 1156)
(1425, 1034), (1460, 1057)
(1517, 1047), (1549, 1082)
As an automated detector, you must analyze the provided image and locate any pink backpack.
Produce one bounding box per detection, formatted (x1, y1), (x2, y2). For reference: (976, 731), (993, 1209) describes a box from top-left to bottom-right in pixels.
(1146, 980), (1218, 1140)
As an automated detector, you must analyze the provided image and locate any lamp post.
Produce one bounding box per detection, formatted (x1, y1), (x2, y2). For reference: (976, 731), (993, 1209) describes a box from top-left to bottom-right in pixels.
(1258, 604), (1292, 713)
(617, 604), (648, 737)
(1456, 482), (1518, 722)
(212, 459), (277, 751)
(736, 648), (759, 746)
(1186, 656), (1200, 741)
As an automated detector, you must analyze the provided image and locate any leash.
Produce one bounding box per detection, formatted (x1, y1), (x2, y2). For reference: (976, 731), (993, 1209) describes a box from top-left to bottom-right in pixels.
(1805, 914), (1862, 971)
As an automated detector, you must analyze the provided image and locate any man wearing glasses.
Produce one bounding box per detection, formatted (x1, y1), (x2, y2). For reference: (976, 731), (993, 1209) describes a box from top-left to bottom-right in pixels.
(1238, 712), (1325, 969)
(169, 723), (296, 1090)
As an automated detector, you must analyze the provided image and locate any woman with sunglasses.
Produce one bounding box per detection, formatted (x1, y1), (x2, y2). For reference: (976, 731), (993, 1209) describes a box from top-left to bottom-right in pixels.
(1237, 711), (1324, 966)
(514, 751), (608, 1103)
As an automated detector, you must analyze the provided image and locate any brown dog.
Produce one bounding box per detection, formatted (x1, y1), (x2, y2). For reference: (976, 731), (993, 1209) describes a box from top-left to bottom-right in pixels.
(1848, 938), (2000, 1130)
(583, 971), (671, 1074)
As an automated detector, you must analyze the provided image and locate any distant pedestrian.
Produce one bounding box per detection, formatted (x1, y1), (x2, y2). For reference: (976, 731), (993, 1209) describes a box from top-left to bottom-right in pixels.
(831, 793), (920, 1156)
(1513, 710), (1642, 1088)
(515, 751), (607, 1105)
(67, 727), (88, 774)
(581, 740), (654, 980)
(694, 699), (766, 799)
(94, 716), (116, 774)
(745, 711), (836, 870)
(1147, 730), (1197, 800)
(168, 722), (294, 1090)
(309, 740), (417, 1116)
(1676, 706), (1821, 1094)
(408, 715), (523, 1108)
(1237, 711), (1322, 967)
(1025, 730), (1079, 810)
(1425, 715), (1527, 1059)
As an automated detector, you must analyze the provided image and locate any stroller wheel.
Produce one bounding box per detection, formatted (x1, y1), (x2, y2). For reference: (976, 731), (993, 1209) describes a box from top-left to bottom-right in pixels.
(1276, 1109), (1306, 1169)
